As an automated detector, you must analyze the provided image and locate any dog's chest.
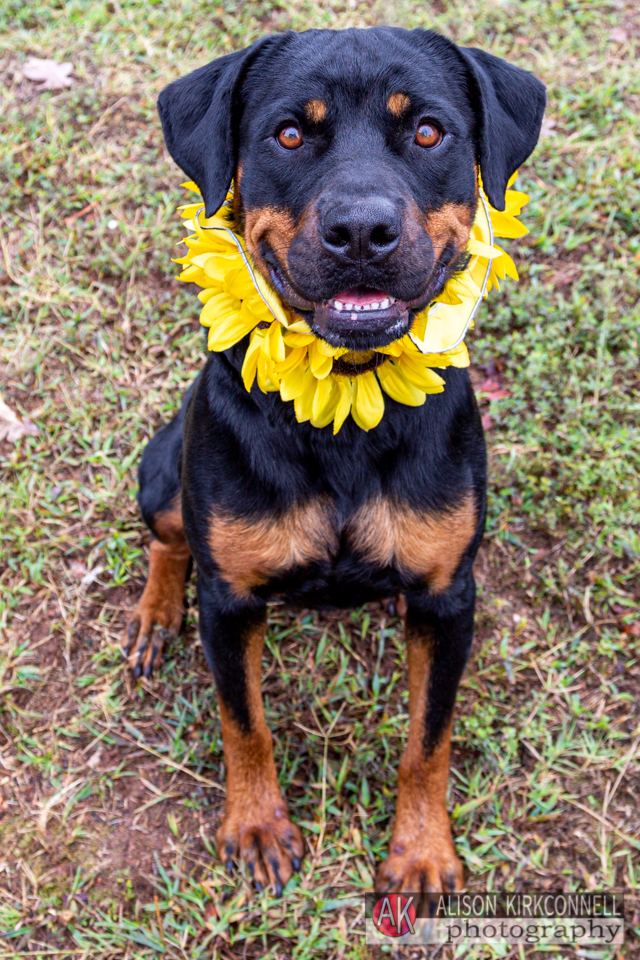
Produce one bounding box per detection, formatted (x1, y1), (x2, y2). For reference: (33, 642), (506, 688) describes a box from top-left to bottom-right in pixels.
(208, 494), (475, 600)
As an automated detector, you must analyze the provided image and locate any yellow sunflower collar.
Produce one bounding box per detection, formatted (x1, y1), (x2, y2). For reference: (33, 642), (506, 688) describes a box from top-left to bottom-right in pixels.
(174, 173), (529, 433)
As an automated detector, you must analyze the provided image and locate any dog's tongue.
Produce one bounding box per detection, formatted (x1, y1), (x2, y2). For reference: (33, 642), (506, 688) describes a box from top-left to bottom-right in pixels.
(333, 288), (389, 306)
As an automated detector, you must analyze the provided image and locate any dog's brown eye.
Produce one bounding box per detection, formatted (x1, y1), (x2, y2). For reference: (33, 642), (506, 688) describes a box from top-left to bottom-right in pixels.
(277, 125), (303, 149)
(415, 122), (442, 148)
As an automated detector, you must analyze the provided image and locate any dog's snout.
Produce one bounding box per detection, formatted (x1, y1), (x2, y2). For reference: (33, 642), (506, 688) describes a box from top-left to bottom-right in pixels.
(321, 198), (401, 261)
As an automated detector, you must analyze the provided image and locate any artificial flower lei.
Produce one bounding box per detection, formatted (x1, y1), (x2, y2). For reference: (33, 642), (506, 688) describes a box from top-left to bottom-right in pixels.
(174, 173), (529, 433)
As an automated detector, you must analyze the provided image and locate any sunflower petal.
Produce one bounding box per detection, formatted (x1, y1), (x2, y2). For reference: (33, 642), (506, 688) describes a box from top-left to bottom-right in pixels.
(308, 340), (333, 379)
(490, 209), (529, 239)
(352, 371), (384, 430)
(284, 331), (316, 348)
(294, 369), (317, 422)
(333, 378), (353, 434)
(287, 319), (313, 333)
(264, 321), (286, 362)
(311, 376), (339, 427)
(280, 359), (309, 400)
(376, 339), (404, 357)
(493, 244), (519, 280)
(377, 362), (427, 406)
(397, 354), (446, 392)
(467, 238), (503, 259)
(256, 352), (280, 392)
(275, 346), (307, 377)
(241, 330), (264, 392)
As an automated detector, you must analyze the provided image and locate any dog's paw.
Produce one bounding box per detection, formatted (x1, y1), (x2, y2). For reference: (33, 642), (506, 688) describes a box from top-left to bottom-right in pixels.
(122, 590), (183, 679)
(217, 800), (304, 896)
(375, 834), (463, 895)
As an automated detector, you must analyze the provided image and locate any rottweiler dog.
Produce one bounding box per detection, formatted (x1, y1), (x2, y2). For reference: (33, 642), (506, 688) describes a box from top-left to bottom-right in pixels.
(123, 27), (545, 895)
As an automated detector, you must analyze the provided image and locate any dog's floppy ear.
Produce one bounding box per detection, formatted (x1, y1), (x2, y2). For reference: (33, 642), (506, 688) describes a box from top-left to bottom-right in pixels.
(158, 36), (279, 217)
(458, 47), (546, 210)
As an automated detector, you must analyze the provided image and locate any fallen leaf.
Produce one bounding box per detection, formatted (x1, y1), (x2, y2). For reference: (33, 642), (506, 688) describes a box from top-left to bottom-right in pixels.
(86, 747), (102, 769)
(478, 378), (512, 401)
(0, 395), (39, 442)
(23, 57), (74, 91)
(609, 27), (628, 44)
(68, 559), (88, 578)
(81, 564), (104, 586)
(551, 264), (581, 288)
(540, 116), (557, 139)
(64, 200), (99, 225)
(481, 413), (493, 431)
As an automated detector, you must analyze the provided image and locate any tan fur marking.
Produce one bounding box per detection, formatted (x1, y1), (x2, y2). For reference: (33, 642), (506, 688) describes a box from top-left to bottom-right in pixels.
(425, 202), (474, 260)
(124, 495), (191, 674)
(398, 650), (452, 853)
(305, 98), (327, 123)
(348, 495), (476, 593)
(243, 205), (299, 280)
(216, 618), (304, 887)
(209, 499), (338, 598)
(375, 622), (463, 892)
(153, 496), (188, 548)
(219, 620), (278, 806)
(387, 92), (411, 116)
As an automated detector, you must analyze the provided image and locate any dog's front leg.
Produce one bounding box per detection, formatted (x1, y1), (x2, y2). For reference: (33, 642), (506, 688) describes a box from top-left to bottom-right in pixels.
(376, 576), (475, 894)
(197, 576), (303, 894)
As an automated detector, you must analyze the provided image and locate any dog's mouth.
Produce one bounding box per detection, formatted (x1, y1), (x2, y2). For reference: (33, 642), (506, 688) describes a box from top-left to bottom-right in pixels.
(314, 287), (410, 348)
(267, 262), (449, 351)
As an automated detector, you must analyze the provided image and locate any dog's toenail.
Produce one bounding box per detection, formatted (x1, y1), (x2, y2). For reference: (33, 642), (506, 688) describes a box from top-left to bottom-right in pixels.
(134, 651), (144, 678)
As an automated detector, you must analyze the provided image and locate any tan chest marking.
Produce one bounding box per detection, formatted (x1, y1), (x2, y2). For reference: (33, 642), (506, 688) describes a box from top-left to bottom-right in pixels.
(348, 495), (476, 592)
(208, 498), (338, 598)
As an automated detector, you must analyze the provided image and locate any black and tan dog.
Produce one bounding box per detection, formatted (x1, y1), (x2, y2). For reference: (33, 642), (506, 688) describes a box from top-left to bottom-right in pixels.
(123, 28), (545, 895)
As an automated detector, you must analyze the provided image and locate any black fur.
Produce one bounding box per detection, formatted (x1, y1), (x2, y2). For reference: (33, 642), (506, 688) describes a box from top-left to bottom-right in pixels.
(139, 353), (486, 734)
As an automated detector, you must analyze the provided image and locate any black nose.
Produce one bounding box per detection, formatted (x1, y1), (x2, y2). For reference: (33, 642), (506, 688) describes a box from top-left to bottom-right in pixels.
(321, 199), (401, 261)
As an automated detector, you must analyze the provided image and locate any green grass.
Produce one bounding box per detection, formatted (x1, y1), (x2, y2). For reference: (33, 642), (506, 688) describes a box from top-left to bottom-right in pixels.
(1, 0), (639, 957)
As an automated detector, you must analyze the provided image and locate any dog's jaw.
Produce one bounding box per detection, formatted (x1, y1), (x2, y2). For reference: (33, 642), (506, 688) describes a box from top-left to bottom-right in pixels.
(265, 260), (452, 351)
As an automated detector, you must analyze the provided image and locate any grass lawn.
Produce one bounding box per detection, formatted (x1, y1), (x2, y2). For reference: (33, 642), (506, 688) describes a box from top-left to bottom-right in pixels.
(1, 0), (639, 957)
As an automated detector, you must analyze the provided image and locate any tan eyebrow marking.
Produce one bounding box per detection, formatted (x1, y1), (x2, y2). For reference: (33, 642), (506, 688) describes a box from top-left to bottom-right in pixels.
(304, 99), (327, 123)
(387, 92), (411, 116)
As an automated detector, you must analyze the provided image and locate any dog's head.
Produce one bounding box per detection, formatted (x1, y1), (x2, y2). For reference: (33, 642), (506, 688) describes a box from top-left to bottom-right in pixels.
(159, 28), (545, 356)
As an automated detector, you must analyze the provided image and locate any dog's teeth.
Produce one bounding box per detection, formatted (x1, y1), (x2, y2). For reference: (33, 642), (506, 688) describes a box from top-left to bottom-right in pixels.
(380, 298), (389, 309)
(333, 300), (343, 311)
(344, 302), (353, 310)
(354, 303), (363, 311)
